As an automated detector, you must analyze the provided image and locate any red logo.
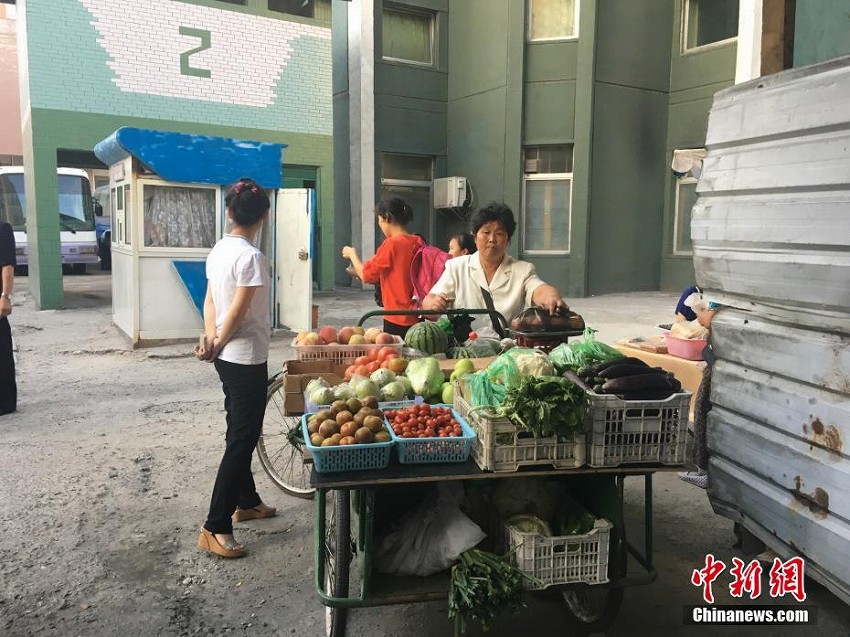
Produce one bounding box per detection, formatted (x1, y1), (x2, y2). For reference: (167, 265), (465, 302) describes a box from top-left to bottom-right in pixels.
(691, 555), (806, 602)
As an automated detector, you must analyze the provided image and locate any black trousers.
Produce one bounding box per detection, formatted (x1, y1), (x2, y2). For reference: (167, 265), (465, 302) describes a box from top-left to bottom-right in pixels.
(382, 319), (418, 339)
(0, 316), (16, 415)
(204, 358), (268, 535)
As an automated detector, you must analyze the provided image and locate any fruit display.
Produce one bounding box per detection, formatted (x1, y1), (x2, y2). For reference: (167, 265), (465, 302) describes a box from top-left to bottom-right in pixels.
(342, 345), (409, 380)
(385, 404), (464, 439)
(304, 396), (392, 447)
(295, 324), (399, 346)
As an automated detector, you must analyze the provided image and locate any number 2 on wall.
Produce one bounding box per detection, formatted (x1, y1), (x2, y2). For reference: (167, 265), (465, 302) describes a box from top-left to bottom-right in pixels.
(179, 26), (212, 78)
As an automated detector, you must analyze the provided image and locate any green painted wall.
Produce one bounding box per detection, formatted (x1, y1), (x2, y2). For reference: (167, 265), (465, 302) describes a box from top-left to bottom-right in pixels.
(19, 0), (335, 307)
(585, 0), (673, 294)
(659, 0), (736, 292)
(331, 3), (351, 285)
(794, 0), (850, 67)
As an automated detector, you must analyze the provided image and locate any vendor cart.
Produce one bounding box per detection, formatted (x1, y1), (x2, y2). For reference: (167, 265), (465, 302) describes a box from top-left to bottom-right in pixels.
(258, 310), (690, 635)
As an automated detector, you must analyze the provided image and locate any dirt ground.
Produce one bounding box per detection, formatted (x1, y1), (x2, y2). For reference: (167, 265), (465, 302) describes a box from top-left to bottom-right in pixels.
(1, 271), (847, 637)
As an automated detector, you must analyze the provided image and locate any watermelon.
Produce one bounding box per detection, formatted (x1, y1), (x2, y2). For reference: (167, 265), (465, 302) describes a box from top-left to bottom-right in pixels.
(405, 321), (449, 355)
(448, 346), (474, 359)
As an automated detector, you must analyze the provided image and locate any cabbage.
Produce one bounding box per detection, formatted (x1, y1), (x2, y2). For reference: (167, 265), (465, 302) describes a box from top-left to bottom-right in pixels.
(332, 383), (354, 401)
(305, 377), (330, 395)
(396, 375), (414, 398)
(506, 514), (553, 537)
(380, 380), (406, 402)
(370, 369), (396, 387)
(501, 348), (554, 376)
(355, 379), (380, 399)
(308, 386), (335, 406)
(492, 478), (559, 523)
(405, 357), (444, 399)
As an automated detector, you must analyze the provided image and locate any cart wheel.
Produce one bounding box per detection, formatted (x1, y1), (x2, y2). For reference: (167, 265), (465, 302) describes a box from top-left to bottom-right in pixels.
(561, 522), (627, 633)
(256, 377), (315, 498)
(325, 490), (351, 637)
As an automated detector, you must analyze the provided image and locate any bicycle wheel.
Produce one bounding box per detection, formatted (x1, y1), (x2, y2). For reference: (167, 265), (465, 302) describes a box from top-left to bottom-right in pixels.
(256, 377), (315, 498)
(325, 490), (351, 637)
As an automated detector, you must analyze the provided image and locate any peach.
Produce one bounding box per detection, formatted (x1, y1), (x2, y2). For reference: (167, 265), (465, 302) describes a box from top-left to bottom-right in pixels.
(352, 326), (365, 336)
(301, 332), (320, 346)
(338, 326), (355, 345)
(349, 334), (367, 345)
(375, 332), (395, 345)
(364, 327), (382, 344)
(319, 326), (338, 344)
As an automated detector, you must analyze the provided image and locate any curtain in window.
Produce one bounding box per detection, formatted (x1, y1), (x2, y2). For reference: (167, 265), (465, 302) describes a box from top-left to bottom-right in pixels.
(143, 186), (215, 248)
(524, 179), (570, 251)
(383, 9), (432, 64)
(529, 0), (575, 40)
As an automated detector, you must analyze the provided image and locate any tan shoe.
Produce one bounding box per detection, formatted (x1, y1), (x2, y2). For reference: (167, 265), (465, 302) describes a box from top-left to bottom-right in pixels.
(233, 504), (277, 522)
(197, 528), (246, 558)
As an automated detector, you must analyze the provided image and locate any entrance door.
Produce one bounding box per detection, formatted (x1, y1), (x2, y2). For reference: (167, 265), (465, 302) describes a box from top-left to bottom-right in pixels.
(275, 189), (313, 331)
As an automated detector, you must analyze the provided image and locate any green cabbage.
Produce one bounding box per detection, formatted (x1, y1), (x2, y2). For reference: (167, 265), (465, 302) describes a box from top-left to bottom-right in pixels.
(405, 357), (444, 399)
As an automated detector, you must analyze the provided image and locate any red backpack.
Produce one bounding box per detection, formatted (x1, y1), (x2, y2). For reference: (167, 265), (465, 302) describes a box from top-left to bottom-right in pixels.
(410, 244), (451, 316)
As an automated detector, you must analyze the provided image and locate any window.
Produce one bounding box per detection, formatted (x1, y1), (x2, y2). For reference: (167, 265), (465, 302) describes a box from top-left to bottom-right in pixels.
(268, 0), (331, 20)
(522, 145), (573, 254)
(143, 185), (216, 249)
(528, 0), (579, 42)
(682, 0), (739, 51)
(673, 177), (698, 254)
(382, 6), (435, 66)
(381, 153), (433, 182)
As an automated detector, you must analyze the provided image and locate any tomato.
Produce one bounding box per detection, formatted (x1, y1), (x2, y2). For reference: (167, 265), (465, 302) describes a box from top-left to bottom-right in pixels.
(383, 352), (399, 361)
(367, 361), (380, 373)
(377, 346), (396, 361)
(354, 365), (370, 377)
(369, 348), (381, 361)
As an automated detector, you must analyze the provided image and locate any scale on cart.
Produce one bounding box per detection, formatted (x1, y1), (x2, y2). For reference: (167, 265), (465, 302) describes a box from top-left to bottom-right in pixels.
(94, 127), (314, 347)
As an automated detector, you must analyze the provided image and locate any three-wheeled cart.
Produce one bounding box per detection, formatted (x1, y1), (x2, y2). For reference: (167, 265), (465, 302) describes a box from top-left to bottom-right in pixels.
(257, 310), (691, 635)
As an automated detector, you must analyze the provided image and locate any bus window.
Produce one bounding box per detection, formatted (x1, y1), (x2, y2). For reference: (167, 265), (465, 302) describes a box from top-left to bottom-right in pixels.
(0, 173), (27, 231)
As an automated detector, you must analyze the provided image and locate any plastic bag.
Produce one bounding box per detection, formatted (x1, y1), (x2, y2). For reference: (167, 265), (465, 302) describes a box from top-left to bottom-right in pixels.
(548, 327), (623, 373)
(374, 483), (486, 577)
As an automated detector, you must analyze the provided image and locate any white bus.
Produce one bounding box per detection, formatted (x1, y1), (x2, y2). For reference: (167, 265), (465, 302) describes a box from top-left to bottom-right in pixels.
(0, 166), (99, 273)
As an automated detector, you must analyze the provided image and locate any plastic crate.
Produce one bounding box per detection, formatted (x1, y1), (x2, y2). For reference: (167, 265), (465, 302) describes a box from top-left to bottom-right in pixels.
(495, 517), (612, 590)
(453, 383), (585, 472)
(292, 335), (404, 365)
(586, 390), (691, 467)
(385, 404), (476, 464)
(300, 415), (392, 473)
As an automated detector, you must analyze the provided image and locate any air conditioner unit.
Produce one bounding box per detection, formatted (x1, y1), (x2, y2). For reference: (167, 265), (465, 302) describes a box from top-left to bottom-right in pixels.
(433, 176), (467, 208)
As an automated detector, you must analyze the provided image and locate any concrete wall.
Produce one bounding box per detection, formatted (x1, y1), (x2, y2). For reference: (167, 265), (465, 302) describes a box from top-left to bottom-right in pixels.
(17, 0), (334, 307)
(659, 0), (736, 292)
(585, 0), (674, 295)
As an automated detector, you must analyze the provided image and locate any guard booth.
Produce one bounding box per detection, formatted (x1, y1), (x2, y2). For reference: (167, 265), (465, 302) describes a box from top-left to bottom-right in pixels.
(94, 127), (314, 347)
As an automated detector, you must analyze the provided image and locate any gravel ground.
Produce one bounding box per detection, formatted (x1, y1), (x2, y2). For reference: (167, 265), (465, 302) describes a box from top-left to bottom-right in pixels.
(1, 272), (847, 637)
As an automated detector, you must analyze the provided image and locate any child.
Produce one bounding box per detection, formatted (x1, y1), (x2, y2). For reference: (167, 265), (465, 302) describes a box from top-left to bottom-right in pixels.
(447, 233), (476, 258)
(342, 197), (424, 338)
(195, 178), (276, 559)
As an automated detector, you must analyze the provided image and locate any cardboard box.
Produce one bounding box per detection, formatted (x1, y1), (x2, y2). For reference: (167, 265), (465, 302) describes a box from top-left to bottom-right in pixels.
(438, 356), (495, 374)
(281, 359), (347, 415)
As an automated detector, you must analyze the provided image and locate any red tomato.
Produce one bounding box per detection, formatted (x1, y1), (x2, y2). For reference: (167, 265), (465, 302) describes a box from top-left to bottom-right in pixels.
(367, 361), (380, 373)
(369, 348), (381, 361)
(354, 365), (370, 377)
(355, 355), (370, 367)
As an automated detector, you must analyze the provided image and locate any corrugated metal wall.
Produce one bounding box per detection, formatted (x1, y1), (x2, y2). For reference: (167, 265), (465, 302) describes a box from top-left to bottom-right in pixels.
(692, 55), (850, 605)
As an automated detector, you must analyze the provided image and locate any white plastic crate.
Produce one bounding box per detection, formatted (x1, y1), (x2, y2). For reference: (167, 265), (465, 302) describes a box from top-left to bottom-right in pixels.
(291, 335), (404, 365)
(586, 390), (691, 467)
(453, 383), (585, 472)
(497, 518), (612, 590)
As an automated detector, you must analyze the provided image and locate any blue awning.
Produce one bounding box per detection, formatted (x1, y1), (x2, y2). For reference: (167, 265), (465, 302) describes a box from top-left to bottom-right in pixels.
(94, 127), (284, 189)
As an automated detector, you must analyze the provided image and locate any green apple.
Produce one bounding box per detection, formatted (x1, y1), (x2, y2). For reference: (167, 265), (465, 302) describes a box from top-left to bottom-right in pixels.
(453, 358), (476, 375)
(441, 382), (455, 405)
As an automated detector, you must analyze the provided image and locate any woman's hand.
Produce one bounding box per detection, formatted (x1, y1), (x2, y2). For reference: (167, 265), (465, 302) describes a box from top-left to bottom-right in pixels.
(697, 309), (716, 329)
(532, 285), (568, 315)
(341, 246), (357, 260)
(422, 293), (449, 313)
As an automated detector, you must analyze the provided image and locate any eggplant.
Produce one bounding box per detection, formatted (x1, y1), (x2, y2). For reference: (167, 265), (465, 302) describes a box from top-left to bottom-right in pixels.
(579, 357), (647, 378)
(598, 364), (665, 380)
(601, 372), (680, 394)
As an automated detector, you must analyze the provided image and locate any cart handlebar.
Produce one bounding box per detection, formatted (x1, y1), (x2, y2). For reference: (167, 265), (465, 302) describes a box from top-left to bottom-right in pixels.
(356, 308), (507, 328)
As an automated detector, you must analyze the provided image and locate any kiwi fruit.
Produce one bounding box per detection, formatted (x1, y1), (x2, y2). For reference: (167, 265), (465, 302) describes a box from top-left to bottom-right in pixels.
(362, 396), (379, 409)
(346, 397), (362, 413)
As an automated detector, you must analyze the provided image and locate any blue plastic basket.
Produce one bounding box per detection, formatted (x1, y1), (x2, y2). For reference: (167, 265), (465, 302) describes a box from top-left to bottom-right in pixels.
(301, 415), (392, 473)
(385, 404), (477, 464)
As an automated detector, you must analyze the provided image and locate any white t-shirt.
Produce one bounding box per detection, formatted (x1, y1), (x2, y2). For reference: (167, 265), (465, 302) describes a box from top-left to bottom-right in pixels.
(428, 253), (546, 324)
(206, 234), (270, 365)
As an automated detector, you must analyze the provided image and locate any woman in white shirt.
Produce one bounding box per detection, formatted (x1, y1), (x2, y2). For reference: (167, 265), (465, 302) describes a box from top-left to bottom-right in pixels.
(195, 178), (275, 559)
(423, 203), (568, 325)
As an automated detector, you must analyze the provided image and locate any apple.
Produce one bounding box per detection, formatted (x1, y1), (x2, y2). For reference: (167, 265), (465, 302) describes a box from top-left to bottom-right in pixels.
(375, 331), (395, 345)
(319, 325), (338, 345)
(364, 327), (382, 344)
(295, 330), (308, 344)
(338, 326), (355, 345)
(352, 326), (366, 336)
(349, 334), (367, 345)
(302, 332), (320, 346)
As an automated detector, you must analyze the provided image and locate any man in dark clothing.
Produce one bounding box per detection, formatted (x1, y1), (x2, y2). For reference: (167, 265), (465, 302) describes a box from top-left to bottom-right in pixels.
(0, 221), (16, 414)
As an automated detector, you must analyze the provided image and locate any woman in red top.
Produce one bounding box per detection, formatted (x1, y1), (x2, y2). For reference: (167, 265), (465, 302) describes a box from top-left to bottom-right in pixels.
(342, 197), (424, 338)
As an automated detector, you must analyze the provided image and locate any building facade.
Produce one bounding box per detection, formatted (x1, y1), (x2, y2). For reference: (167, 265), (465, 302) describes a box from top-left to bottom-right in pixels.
(13, 0), (334, 308)
(334, 0), (850, 297)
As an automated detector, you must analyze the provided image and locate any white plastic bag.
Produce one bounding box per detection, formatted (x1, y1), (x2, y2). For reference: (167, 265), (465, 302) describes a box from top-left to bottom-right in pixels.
(373, 483), (486, 577)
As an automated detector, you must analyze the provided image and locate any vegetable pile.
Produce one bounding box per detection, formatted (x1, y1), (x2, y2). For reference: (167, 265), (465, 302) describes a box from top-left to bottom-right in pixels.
(577, 357), (682, 400)
(499, 375), (588, 438)
(448, 549), (535, 633)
